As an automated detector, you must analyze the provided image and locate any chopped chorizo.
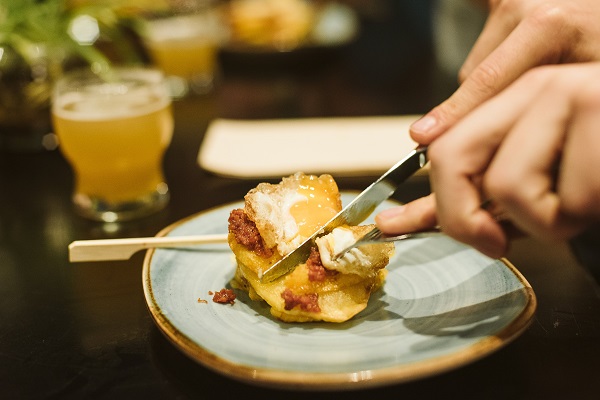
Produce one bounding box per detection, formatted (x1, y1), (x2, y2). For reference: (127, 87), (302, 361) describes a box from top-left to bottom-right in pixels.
(281, 288), (320, 313)
(228, 209), (274, 258)
(306, 246), (337, 282)
(212, 288), (236, 305)
(306, 246), (326, 282)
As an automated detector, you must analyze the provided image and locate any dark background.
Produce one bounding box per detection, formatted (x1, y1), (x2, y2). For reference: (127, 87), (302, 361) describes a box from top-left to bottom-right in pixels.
(1, 1), (599, 398)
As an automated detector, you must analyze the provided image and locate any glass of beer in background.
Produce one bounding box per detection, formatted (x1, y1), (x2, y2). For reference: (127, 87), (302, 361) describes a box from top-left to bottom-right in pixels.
(51, 67), (174, 222)
(141, 0), (224, 98)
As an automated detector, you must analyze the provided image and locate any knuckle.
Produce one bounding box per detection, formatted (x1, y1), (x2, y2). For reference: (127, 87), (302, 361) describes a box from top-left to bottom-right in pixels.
(483, 172), (514, 205)
(525, 4), (582, 61)
(527, 3), (570, 31)
(464, 61), (504, 99)
(427, 139), (455, 169)
(440, 63), (508, 123)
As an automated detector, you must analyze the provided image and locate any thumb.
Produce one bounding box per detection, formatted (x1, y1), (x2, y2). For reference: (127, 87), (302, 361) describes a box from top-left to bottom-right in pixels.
(375, 194), (438, 235)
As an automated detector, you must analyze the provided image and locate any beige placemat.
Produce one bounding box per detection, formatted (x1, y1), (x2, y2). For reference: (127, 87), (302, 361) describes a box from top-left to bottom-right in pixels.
(198, 116), (427, 179)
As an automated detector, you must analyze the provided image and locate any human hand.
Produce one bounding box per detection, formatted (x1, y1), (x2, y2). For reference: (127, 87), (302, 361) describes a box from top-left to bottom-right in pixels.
(377, 63), (600, 258)
(411, 0), (600, 144)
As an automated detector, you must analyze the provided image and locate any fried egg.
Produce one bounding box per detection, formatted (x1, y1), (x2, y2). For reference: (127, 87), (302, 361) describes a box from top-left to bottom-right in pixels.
(244, 171), (341, 256)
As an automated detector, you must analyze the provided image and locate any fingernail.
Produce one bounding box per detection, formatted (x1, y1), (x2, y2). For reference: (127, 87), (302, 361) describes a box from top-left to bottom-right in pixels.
(376, 206), (405, 220)
(410, 115), (437, 134)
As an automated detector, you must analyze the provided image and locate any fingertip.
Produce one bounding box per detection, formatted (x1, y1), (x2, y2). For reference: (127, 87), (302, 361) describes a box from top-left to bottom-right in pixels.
(376, 195), (438, 235)
(409, 115), (440, 144)
(472, 219), (510, 259)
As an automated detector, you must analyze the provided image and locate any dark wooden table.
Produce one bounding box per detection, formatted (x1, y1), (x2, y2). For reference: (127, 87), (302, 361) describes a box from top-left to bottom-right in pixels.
(1, 4), (599, 398)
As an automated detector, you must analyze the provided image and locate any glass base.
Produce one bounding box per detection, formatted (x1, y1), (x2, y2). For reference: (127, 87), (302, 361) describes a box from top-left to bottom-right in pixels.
(73, 187), (170, 222)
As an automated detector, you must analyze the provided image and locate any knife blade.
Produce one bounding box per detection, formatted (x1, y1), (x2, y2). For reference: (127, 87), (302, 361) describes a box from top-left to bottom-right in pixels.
(259, 145), (428, 282)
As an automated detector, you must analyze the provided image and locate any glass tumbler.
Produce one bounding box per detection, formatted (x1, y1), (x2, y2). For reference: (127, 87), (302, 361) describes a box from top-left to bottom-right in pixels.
(51, 67), (174, 222)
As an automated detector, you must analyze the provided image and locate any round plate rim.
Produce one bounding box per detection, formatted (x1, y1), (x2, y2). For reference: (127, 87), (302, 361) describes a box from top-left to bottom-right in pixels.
(142, 196), (537, 391)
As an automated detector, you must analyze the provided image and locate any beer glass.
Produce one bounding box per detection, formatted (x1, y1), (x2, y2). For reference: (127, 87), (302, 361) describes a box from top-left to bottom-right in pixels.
(141, 1), (223, 97)
(51, 67), (174, 222)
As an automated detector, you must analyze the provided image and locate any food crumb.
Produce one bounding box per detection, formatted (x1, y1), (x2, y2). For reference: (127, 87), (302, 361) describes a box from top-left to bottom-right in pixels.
(197, 298), (208, 304)
(212, 288), (236, 305)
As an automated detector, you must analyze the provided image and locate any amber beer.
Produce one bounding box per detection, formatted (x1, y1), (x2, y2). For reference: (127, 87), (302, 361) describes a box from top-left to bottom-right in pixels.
(146, 36), (217, 82)
(52, 68), (174, 222)
(143, 9), (222, 96)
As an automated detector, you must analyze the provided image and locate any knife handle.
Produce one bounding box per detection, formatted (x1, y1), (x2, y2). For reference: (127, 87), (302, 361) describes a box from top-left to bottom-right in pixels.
(380, 145), (428, 188)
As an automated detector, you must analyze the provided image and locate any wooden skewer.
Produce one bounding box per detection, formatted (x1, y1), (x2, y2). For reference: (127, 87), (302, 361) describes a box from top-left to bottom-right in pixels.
(68, 234), (229, 262)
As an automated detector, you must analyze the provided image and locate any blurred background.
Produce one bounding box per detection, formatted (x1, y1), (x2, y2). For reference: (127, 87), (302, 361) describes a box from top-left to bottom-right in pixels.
(0, 0), (487, 153)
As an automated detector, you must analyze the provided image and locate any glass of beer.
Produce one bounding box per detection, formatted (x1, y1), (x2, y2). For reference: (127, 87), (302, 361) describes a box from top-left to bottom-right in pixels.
(51, 67), (174, 222)
(141, 0), (224, 98)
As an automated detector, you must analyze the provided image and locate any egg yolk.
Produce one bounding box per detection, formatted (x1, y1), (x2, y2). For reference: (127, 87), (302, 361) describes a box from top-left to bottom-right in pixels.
(290, 175), (340, 238)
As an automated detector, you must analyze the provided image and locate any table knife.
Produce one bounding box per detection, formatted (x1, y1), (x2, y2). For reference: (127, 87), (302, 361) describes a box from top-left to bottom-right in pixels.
(259, 145), (428, 282)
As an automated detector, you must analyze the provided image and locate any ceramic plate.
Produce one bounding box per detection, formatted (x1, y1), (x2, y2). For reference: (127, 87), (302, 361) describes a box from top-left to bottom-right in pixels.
(143, 194), (536, 390)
